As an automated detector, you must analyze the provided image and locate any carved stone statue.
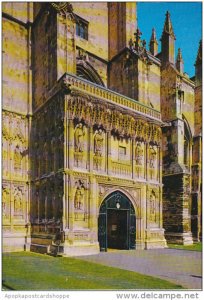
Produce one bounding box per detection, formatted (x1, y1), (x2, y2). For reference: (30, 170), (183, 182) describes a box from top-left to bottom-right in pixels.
(74, 123), (85, 152)
(94, 129), (104, 156)
(135, 142), (143, 165)
(149, 191), (156, 222)
(74, 182), (85, 210)
(14, 187), (23, 216)
(149, 146), (157, 169)
(2, 187), (9, 218)
(14, 145), (22, 171)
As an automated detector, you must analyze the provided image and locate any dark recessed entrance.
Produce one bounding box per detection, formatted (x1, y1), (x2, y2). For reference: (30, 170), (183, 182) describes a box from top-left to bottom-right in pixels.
(107, 209), (128, 249)
(98, 191), (136, 251)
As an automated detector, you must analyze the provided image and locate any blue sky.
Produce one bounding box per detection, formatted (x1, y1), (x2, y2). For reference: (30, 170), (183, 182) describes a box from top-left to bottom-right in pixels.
(137, 2), (202, 77)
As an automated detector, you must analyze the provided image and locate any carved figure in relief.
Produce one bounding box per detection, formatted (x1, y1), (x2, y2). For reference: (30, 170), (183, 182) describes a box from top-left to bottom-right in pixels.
(149, 192), (156, 221)
(14, 118), (25, 143)
(14, 145), (22, 170)
(74, 123), (85, 152)
(74, 182), (85, 210)
(149, 146), (157, 169)
(94, 129), (104, 156)
(135, 142), (143, 165)
(14, 188), (23, 216)
(2, 187), (9, 218)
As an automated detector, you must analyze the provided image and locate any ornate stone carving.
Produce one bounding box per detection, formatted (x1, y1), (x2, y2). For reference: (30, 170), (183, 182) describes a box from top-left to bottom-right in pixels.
(74, 180), (86, 211)
(149, 145), (157, 169)
(74, 123), (85, 153)
(94, 129), (104, 156)
(135, 142), (144, 165)
(14, 145), (22, 171)
(51, 2), (74, 19)
(2, 186), (10, 219)
(68, 92), (162, 144)
(14, 187), (23, 217)
(149, 190), (156, 222)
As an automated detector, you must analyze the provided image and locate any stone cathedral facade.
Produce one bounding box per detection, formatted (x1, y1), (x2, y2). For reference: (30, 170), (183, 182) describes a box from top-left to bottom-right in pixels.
(2, 2), (202, 255)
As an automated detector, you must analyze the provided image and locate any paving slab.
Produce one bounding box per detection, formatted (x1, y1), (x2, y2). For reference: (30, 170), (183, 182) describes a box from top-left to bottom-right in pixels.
(77, 249), (202, 289)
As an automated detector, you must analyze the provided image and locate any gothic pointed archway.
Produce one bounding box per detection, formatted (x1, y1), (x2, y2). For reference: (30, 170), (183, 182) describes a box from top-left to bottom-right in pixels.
(98, 191), (136, 251)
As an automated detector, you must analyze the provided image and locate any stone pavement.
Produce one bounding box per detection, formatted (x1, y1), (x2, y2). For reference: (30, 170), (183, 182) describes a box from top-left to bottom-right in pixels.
(77, 249), (202, 289)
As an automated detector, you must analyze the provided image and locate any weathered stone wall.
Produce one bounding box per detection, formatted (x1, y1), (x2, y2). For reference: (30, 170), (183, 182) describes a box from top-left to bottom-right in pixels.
(31, 92), (65, 241)
(2, 2), (33, 23)
(2, 18), (29, 114)
(137, 58), (160, 110)
(108, 50), (161, 110)
(108, 2), (137, 60)
(2, 4), (31, 252)
(163, 174), (192, 244)
(161, 64), (177, 122)
(73, 2), (108, 85)
(181, 79), (195, 135)
(32, 6), (58, 110)
(73, 2), (108, 61)
(194, 85), (202, 136)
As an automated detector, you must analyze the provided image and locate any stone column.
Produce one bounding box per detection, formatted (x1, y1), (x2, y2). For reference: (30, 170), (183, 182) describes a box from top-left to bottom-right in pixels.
(131, 138), (135, 179)
(68, 118), (74, 170)
(159, 146), (162, 183)
(89, 126), (94, 172)
(146, 142), (149, 181)
(159, 186), (163, 228)
(68, 174), (75, 231)
(64, 102), (68, 169)
(10, 184), (14, 230)
(88, 175), (99, 247)
(107, 130), (112, 175)
(63, 173), (69, 230)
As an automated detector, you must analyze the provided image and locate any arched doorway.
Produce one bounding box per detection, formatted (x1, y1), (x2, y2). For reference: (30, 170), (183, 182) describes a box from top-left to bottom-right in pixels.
(98, 191), (136, 251)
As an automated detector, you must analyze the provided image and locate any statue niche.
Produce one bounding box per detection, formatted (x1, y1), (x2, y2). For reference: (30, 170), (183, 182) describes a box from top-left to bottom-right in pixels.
(14, 187), (23, 218)
(135, 142), (143, 165)
(149, 145), (157, 180)
(74, 123), (86, 167)
(93, 129), (104, 170)
(74, 180), (85, 211)
(14, 145), (22, 172)
(135, 142), (144, 178)
(149, 190), (156, 223)
(2, 187), (10, 219)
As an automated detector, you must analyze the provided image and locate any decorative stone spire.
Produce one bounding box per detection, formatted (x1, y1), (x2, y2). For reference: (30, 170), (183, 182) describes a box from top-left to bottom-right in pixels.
(195, 40), (202, 66)
(149, 28), (158, 56)
(162, 11), (175, 39)
(195, 40), (202, 87)
(134, 28), (142, 51)
(160, 11), (176, 64)
(176, 48), (184, 74)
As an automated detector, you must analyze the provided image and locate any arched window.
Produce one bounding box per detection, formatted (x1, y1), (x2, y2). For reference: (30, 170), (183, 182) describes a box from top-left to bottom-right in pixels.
(76, 60), (105, 86)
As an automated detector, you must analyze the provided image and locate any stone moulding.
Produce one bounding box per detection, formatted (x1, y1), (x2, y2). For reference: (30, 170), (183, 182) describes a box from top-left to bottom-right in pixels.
(61, 72), (162, 122)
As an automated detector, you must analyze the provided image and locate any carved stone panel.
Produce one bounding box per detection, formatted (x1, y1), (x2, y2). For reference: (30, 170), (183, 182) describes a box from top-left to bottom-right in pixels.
(148, 189), (159, 226)
(135, 141), (145, 178)
(74, 179), (88, 222)
(149, 145), (158, 180)
(93, 128), (105, 171)
(74, 123), (88, 168)
(2, 185), (10, 220)
(13, 186), (24, 218)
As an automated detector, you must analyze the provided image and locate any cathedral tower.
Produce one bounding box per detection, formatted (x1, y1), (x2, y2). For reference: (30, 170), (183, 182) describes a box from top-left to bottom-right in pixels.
(108, 2), (137, 60)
